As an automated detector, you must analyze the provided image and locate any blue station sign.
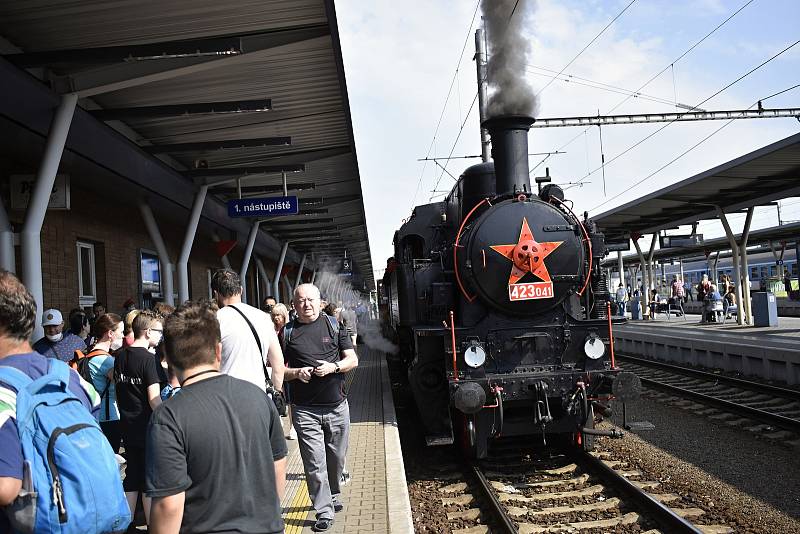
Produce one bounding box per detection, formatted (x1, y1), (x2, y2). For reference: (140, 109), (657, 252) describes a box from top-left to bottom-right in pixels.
(227, 196), (299, 218)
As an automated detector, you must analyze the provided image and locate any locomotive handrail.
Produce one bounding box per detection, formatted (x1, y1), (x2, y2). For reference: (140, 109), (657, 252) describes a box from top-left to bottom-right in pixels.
(453, 197), (489, 302)
(550, 196), (592, 296)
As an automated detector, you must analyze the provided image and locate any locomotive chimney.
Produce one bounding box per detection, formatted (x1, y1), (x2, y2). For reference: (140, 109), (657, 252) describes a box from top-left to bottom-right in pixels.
(483, 115), (535, 196)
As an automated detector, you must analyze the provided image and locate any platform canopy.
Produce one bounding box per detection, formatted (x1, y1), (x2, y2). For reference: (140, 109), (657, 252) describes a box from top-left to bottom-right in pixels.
(593, 132), (800, 243)
(0, 0), (373, 287)
(603, 221), (800, 268)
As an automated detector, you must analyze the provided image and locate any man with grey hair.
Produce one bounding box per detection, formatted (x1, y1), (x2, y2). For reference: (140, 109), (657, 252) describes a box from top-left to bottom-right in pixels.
(283, 283), (358, 532)
(211, 269), (284, 395)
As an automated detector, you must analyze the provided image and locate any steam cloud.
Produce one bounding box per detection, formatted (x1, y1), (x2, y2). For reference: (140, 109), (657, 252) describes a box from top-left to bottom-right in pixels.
(482, 0), (537, 117)
(312, 270), (400, 356)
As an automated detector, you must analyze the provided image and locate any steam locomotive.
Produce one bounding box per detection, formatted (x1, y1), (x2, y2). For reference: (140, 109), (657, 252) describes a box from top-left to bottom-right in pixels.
(381, 115), (639, 458)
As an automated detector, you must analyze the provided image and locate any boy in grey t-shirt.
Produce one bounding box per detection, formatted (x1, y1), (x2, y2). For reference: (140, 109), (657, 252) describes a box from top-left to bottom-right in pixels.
(146, 301), (287, 534)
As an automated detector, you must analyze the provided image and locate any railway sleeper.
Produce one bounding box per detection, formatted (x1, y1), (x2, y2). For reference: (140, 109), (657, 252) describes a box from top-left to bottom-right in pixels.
(497, 484), (604, 503)
(451, 525), (489, 534)
(485, 463), (578, 479)
(446, 508), (482, 521)
(489, 473), (590, 490)
(516, 511), (640, 533)
(439, 482), (469, 494)
(441, 494), (475, 507)
(507, 495), (621, 517)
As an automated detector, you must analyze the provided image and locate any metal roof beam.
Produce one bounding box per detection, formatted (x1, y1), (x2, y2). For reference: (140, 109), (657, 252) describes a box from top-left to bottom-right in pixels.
(146, 136), (290, 154)
(89, 99), (272, 120)
(299, 194), (361, 207)
(260, 218), (334, 227)
(40, 24), (330, 97)
(187, 166), (305, 185)
(210, 183), (316, 195)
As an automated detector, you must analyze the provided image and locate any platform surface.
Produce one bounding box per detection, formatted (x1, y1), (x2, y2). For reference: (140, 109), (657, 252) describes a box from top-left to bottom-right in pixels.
(617, 313), (800, 347)
(280, 345), (413, 534)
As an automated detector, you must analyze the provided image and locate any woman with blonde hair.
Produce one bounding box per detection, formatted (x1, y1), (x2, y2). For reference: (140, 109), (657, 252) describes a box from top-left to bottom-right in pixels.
(270, 303), (290, 334)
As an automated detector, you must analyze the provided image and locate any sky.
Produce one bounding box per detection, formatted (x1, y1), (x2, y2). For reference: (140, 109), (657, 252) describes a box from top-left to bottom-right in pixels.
(335, 0), (800, 279)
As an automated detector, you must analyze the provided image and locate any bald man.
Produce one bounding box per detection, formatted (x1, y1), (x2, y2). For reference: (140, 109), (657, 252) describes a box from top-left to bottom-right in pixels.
(283, 284), (358, 532)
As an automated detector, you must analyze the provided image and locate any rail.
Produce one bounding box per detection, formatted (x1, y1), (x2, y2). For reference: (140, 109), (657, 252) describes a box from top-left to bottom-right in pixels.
(468, 461), (518, 534)
(575, 449), (702, 534)
(620, 355), (800, 433)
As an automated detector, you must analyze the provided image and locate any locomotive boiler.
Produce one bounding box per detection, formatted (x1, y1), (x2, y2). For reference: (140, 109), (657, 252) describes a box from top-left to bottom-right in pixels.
(383, 115), (639, 458)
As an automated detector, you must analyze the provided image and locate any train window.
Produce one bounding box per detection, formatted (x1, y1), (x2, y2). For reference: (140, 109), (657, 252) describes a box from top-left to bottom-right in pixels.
(769, 265), (777, 277)
(792, 262), (797, 276)
(400, 234), (425, 261)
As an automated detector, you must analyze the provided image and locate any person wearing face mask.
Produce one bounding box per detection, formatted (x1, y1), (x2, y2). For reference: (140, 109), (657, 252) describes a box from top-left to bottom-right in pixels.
(32, 308), (87, 362)
(86, 313), (125, 452)
(114, 310), (163, 527)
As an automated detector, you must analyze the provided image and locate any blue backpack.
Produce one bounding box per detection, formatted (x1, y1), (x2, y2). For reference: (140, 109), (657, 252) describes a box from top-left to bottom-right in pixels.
(0, 359), (130, 534)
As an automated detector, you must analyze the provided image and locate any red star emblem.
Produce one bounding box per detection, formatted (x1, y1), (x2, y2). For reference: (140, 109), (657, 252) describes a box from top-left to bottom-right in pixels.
(490, 218), (563, 286)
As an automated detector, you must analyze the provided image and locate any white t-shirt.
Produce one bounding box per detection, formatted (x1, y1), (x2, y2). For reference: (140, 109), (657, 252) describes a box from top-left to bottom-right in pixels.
(217, 302), (278, 392)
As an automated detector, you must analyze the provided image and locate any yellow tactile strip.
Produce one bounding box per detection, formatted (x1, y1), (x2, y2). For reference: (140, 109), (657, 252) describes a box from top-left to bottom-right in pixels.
(279, 346), (398, 533)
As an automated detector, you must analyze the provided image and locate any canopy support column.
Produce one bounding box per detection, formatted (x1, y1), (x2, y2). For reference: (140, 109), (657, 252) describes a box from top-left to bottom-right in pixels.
(617, 250), (625, 287)
(0, 194), (15, 273)
(239, 220), (261, 304)
(177, 185), (208, 304)
(22, 93), (77, 340)
(633, 239), (648, 318)
(739, 206), (755, 324)
(717, 207), (745, 326)
(273, 242), (288, 301)
(294, 253), (307, 289)
(139, 201), (175, 306)
(255, 256), (272, 300)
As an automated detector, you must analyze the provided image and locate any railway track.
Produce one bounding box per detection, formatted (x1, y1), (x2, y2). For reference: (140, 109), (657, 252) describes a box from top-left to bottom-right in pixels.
(619, 354), (800, 440)
(433, 444), (734, 533)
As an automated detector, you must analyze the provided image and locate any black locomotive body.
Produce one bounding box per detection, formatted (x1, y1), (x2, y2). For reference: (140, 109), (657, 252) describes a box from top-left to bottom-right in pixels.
(383, 116), (637, 458)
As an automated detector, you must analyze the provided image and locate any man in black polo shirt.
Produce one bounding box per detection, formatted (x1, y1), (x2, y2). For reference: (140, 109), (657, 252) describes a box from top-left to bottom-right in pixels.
(146, 301), (287, 534)
(284, 283), (358, 532)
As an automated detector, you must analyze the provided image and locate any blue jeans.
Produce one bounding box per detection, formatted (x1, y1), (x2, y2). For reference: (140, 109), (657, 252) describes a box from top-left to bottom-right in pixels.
(616, 301), (626, 316)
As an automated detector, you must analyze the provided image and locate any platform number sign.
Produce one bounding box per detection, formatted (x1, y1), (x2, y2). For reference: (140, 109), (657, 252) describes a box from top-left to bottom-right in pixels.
(228, 196), (298, 218)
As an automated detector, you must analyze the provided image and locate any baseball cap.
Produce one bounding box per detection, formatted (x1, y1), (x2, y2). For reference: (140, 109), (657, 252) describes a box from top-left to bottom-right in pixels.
(42, 309), (63, 326)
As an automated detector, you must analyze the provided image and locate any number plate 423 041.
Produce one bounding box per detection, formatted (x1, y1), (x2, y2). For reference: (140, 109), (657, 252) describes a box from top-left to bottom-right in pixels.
(509, 282), (554, 301)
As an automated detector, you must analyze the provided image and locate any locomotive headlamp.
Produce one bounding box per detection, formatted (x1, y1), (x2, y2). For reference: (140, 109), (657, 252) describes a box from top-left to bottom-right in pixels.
(583, 333), (605, 360)
(464, 343), (487, 368)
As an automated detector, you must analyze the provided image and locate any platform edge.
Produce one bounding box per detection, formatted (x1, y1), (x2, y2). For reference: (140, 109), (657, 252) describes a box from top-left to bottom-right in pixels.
(379, 350), (415, 534)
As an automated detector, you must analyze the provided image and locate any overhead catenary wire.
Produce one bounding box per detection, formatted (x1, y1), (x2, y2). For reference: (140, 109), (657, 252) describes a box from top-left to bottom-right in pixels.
(587, 79), (800, 214)
(524, 65), (699, 110)
(534, 0), (638, 98)
(409, 0), (482, 211)
(574, 39), (800, 194)
(530, 0), (756, 175)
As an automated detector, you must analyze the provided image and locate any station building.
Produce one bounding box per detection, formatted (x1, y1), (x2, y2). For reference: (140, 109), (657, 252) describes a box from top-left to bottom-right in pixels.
(0, 1), (374, 340)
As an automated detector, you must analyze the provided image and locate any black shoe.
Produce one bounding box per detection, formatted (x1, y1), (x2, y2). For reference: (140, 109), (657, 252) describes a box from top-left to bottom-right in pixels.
(334, 501), (344, 513)
(312, 518), (334, 532)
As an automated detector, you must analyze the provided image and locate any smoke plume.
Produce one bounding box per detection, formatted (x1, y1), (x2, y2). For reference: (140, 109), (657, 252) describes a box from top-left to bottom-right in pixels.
(482, 0), (537, 117)
(312, 270), (399, 356)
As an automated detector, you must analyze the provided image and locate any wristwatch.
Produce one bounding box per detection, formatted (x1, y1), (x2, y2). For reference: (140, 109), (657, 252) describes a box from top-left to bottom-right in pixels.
(334, 362), (341, 374)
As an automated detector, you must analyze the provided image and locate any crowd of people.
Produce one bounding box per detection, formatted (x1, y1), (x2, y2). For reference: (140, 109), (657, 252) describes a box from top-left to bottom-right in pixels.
(613, 273), (740, 322)
(0, 268), (365, 533)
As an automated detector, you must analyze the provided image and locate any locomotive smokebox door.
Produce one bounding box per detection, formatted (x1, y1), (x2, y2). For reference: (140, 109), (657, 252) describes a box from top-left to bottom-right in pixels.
(464, 200), (583, 316)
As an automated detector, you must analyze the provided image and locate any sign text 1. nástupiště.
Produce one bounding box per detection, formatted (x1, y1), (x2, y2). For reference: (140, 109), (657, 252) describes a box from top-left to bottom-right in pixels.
(227, 196), (299, 218)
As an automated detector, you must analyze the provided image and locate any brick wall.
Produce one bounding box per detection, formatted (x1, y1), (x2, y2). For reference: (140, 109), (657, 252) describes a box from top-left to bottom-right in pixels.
(6, 182), (240, 316)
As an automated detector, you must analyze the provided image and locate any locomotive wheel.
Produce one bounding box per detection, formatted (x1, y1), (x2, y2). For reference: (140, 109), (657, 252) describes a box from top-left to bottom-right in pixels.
(581, 404), (596, 452)
(463, 415), (478, 459)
